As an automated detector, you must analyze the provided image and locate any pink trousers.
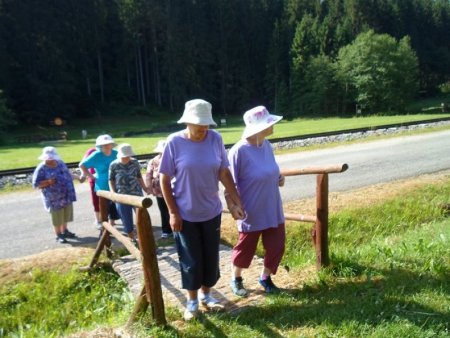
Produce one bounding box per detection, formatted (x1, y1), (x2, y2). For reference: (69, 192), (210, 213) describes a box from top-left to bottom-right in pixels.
(232, 223), (285, 274)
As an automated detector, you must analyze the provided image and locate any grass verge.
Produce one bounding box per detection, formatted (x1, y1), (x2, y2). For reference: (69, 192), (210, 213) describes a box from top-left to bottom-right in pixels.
(1, 113), (449, 170)
(0, 263), (133, 337)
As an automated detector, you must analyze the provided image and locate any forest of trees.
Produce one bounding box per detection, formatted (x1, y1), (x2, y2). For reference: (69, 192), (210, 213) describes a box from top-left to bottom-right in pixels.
(0, 0), (449, 126)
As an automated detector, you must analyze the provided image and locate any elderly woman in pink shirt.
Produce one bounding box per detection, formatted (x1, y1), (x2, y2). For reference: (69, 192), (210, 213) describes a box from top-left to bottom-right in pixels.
(159, 99), (244, 321)
(227, 106), (285, 296)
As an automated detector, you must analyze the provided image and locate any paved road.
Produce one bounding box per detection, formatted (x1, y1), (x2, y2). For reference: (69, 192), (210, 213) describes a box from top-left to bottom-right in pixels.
(1, 129), (449, 259)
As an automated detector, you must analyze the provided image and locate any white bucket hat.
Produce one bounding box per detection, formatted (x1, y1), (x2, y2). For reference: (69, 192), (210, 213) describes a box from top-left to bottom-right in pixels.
(177, 99), (217, 126)
(242, 106), (283, 139)
(117, 143), (135, 158)
(154, 140), (166, 153)
(38, 146), (60, 161)
(95, 134), (117, 147)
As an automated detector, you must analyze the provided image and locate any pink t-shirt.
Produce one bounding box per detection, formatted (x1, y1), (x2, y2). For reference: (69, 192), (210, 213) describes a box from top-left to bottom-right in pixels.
(159, 129), (229, 222)
(228, 139), (285, 232)
(83, 147), (97, 182)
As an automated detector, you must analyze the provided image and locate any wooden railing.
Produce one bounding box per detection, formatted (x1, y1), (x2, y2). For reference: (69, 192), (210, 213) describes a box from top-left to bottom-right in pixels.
(81, 163), (348, 328)
(81, 191), (166, 326)
(281, 164), (349, 270)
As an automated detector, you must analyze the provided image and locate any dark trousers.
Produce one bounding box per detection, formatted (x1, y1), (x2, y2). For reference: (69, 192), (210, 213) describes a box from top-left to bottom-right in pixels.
(174, 214), (221, 290)
(156, 196), (171, 234)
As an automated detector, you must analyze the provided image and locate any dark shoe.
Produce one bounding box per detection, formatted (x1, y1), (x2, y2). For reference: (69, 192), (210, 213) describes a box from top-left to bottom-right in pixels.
(231, 277), (248, 297)
(259, 275), (279, 293)
(56, 234), (67, 244)
(64, 229), (76, 238)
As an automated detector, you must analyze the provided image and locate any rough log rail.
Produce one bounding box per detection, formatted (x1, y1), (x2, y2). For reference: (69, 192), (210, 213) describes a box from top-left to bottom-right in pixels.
(81, 191), (166, 326)
(281, 164), (348, 269)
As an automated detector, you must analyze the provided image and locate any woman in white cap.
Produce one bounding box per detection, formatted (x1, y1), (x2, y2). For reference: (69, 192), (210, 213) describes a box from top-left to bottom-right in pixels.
(145, 140), (172, 239)
(109, 143), (146, 242)
(32, 146), (80, 243)
(79, 134), (120, 228)
(159, 99), (244, 321)
(227, 106), (285, 296)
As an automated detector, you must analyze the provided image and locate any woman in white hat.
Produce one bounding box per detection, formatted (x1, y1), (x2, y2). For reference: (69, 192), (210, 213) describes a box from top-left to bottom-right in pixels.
(32, 146), (80, 243)
(145, 140), (172, 239)
(79, 134), (120, 229)
(159, 99), (244, 321)
(226, 106), (285, 296)
(109, 143), (147, 242)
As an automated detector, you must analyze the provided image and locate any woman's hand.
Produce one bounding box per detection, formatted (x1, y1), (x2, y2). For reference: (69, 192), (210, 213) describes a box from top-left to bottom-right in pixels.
(40, 178), (56, 189)
(170, 212), (183, 232)
(229, 204), (245, 220)
(278, 174), (285, 187)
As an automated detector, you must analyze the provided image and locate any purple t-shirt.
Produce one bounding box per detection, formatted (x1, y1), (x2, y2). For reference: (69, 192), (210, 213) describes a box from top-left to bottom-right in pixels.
(228, 139), (285, 232)
(159, 129), (228, 222)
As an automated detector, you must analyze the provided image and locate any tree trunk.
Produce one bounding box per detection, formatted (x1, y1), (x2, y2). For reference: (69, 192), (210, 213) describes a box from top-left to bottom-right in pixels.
(137, 45), (146, 106)
(151, 22), (162, 106)
(135, 47), (141, 103)
(97, 50), (104, 103)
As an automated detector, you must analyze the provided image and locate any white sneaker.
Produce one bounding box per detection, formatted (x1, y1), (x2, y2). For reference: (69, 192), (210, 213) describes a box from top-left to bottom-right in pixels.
(199, 293), (224, 311)
(183, 300), (199, 321)
(95, 221), (102, 230)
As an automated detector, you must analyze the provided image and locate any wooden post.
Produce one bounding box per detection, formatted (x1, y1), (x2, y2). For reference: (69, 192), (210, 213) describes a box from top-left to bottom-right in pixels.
(315, 173), (330, 269)
(127, 286), (149, 327)
(88, 229), (110, 269)
(99, 196), (112, 258)
(136, 208), (166, 326)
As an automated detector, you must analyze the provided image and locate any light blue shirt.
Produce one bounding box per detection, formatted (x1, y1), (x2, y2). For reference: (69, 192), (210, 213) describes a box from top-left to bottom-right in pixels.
(80, 149), (118, 191)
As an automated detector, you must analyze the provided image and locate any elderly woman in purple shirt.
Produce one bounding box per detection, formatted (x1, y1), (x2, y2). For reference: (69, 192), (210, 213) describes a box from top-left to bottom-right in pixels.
(159, 99), (244, 321)
(227, 106), (285, 296)
(32, 146), (80, 243)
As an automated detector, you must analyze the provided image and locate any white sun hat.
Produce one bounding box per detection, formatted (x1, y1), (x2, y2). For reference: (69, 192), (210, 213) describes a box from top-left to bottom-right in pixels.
(95, 134), (117, 147)
(117, 143), (135, 158)
(153, 140), (166, 153)
(38, 146), (61, 161)
(177, 99), (217, 126)
(242, 106), (283, 139)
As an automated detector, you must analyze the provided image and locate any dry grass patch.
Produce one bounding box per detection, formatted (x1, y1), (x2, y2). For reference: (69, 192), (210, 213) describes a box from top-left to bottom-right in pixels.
(0, 247), (94, 285)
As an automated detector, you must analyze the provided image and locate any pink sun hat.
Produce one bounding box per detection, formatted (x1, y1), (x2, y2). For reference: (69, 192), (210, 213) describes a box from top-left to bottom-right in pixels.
(242, 106), (283, 139)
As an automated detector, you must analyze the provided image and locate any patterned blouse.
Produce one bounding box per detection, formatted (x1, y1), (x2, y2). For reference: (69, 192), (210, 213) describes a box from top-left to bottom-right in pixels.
(109, 158), (143, 196)
(146, 154), (163, 197)
(32, 160), (77, 212)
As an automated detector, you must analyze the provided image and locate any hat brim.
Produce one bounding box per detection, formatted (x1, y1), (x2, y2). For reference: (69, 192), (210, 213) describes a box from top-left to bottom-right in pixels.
(117, 153), (135, 158)
(39, 155), (60, 161)
(96, 142), (117, 147)
(242, 115), (283, 139)
(177, 116), (217, 127)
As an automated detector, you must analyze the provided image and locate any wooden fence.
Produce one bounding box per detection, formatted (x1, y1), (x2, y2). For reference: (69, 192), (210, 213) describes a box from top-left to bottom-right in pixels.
(82, 163), (348, 327)
(81, 191), (166, 326)
(280, 163), (349, 270)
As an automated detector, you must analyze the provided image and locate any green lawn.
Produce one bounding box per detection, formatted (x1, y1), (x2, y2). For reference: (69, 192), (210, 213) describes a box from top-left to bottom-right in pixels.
(1, 113), (449, 171)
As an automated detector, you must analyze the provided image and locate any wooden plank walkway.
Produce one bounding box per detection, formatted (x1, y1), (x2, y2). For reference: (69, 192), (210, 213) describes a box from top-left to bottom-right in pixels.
(112, 241), (295, 315)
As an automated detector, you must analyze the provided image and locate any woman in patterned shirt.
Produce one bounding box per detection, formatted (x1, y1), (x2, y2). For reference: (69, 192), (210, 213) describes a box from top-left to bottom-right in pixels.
(109, 143), (147, 243)
(32, 146), (81, 243)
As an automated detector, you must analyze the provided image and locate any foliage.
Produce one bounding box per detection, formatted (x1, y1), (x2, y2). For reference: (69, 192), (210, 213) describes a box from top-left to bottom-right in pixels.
(0, 0), (448, 122)
(0, 90), (15, 131)
(0, 266), (132, 337)
(337, 30), (419, 114)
